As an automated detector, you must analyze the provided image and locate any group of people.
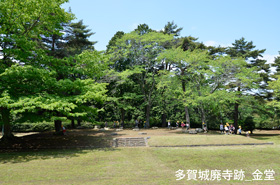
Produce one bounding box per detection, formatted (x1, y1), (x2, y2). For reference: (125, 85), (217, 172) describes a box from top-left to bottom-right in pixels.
(220, 123), (242, 135)
(105, 121), (124, 128)
(135, 119), (147, 128)
(167, 120), (190, 130)
(105, 120), (243, 135)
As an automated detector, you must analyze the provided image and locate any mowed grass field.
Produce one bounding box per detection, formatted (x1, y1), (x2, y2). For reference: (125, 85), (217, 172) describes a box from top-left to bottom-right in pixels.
(0, 129), (279, 185)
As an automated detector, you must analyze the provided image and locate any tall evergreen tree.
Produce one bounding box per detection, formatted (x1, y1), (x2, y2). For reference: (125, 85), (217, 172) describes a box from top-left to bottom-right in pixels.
(226, 37), (266, 133)
(64, 20), (96, 56)
(161, 21), (183, 37)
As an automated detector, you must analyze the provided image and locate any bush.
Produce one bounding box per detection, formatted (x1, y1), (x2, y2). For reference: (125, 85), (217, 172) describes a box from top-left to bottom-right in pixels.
(12, 122), (54, 132)
(12, 121), (73, 132)
(239, 116), (255, 133)
(80, 122), (94, 129)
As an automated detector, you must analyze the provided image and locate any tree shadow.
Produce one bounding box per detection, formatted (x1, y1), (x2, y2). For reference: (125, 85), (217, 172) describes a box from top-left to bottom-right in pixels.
(0, 129), (121, 163)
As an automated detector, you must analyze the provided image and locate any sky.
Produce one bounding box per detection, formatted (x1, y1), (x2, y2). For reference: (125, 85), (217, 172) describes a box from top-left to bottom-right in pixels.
(62, 0), (280, 63)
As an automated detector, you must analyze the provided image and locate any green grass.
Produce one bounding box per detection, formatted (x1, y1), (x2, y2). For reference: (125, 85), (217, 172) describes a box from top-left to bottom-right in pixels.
(0, 133), (279, 184)
(148, 134), (268, 146)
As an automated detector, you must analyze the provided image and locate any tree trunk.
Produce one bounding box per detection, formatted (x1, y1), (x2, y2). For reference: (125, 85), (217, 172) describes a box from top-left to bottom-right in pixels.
(181, 75), (191, 127)
(161, 113), (167, 127)
(0, 108), (14, 140)
(146, 105), (151, 128)
(200, 106), (206, 128)
(54, 120), (63, 135)
(121, 108), (125, 127)
(77, 119), (81, 126)
(234, 87), (241, 134)
(71, 119), (75, 129)
(184, 106), (190, 125)
(234, 102), (239, 134)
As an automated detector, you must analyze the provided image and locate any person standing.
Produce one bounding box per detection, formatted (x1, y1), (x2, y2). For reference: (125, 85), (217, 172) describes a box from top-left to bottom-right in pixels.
(238, 126), (242, 135)
(181, 122), (185, 128)
(186, 123), (190, 130)
(113, 121), (116, 128)
(167, 120), (171, 128)
(220, 123), (224, 134)
(135, 119), (139, 128)
(225, 125), (229, 134)
(203, 122), (207, 133)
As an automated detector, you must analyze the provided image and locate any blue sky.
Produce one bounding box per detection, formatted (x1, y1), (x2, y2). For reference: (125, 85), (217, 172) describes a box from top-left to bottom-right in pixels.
(62, 0), (280, 62)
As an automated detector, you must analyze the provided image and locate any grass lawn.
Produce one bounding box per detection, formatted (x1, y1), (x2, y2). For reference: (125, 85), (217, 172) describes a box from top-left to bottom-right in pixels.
(0, 129), (279, 184)
(147, 134), (269, 146)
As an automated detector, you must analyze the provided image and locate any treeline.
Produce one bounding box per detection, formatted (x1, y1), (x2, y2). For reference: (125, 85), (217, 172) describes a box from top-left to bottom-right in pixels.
(1, 0), (280, 140)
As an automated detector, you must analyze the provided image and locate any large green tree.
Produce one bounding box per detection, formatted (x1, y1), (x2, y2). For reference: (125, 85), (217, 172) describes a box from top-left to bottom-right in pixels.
(0, 0), (108, 139)
(0, 0), (73, 139)
(108, 30), (173, 127)
(226, 37), (266, 133)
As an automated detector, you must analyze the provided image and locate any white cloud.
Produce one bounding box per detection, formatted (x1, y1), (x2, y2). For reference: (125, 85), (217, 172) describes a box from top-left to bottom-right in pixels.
(257, 54), (278, 74)
(204, 40), (232, 48)
(260, 54), (278, 64)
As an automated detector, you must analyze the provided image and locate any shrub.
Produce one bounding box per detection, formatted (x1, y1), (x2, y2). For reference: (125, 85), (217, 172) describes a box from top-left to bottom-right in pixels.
(239, 116), (255, 133)
(12, 122), (54, 132)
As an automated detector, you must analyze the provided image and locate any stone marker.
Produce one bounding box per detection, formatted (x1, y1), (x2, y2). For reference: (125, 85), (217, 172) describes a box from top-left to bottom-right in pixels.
(189, 130), (197, 134)
(116, 129), (123, 132)
(182, 130), (189, 133)
(138, 132), (147, 135)
(133, 128), (140, 131)
(152, 127), (158, 129)
(104, 127), (110, 130)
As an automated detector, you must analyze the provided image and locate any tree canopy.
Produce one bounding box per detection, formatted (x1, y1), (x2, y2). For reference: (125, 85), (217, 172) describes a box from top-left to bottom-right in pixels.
(1, 2), (279, 140)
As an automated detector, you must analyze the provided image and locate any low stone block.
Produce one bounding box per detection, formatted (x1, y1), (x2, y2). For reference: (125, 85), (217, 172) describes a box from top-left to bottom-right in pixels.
(189, 130), (197, 134)
(138, 132), (147, 135)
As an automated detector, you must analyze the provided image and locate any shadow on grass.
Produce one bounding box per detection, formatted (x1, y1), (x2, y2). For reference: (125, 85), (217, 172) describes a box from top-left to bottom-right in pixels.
(250, 133), (280, 137)
(0, 148), (119, 164)
(0, 129), (121, 163)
